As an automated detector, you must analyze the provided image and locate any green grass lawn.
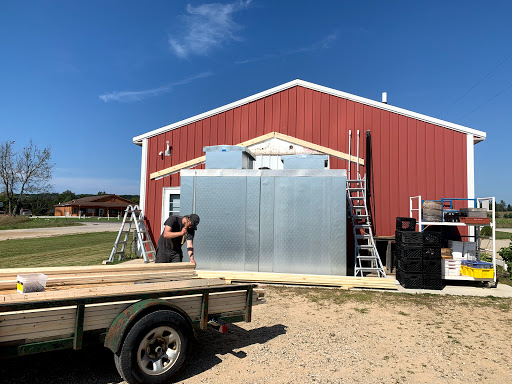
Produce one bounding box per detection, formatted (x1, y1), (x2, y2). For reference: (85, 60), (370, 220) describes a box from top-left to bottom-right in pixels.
(35, 217), (122, 222)
(0, 216), (85, 230)
(495, 231), (512, 240)
(0, 232), (130, 268)
(496, 218), (512, 228)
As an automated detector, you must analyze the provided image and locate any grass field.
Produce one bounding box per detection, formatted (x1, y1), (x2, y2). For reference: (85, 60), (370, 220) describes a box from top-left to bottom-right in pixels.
(496, 218), (512, 228)
(0, 216), (84, 230)
(0, 232), (132, 268)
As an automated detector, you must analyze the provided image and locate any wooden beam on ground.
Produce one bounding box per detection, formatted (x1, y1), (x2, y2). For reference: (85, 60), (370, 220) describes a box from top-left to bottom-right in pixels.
(195, 271), (396, 290)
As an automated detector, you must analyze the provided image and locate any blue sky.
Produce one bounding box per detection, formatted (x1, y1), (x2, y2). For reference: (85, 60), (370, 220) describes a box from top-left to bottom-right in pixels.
(1, 1), (511, 202)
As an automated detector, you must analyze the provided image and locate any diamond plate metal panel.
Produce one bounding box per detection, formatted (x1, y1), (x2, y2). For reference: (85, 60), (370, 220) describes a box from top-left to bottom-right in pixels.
(329, 177), (347, 275)
(194, 176), (247, 270)
(259, 177), (275, 272)
(180, 169), (346, 275)
(244, 177), (260, 271)
(273, 177), (333, 274)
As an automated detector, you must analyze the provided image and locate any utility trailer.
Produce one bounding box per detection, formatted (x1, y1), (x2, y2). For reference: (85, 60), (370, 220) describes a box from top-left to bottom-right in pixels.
(0, 263), (264, 384)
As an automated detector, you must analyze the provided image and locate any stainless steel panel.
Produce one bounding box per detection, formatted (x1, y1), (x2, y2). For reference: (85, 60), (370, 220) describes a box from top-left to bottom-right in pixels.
(180, 168), (346, 275)
(329, 177), (347, 275)
(273, 177), (332, 274)
(281, 155), (328, 169)
(259, 177), (275, 272)
(181, 169), (347, 178)
(203, 145), (246, 152)
(204, 145), (254, 169)
(194, 176), (247, 270)
(244, 177), (260, 271)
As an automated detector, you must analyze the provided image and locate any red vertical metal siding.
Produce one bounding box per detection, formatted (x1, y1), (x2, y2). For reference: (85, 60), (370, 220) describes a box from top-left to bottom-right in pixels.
(144, 86), (469, 241)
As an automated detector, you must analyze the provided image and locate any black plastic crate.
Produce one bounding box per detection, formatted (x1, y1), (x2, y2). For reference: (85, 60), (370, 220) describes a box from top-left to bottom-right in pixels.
(396, 217), (417, 231)
(398, 258), (422, 273)
(395, 245), (422, 260)
(422, 246), (441, 260)
(395, 230), (423, 245)
(397, 270), (423, 289)
(423, 274), (444, 290)
(423, 231), (442, 246)
(423, 259), (442, 274)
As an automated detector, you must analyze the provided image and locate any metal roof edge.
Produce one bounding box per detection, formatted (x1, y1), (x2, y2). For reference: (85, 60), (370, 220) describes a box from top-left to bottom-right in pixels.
(132, 79), (486, 144)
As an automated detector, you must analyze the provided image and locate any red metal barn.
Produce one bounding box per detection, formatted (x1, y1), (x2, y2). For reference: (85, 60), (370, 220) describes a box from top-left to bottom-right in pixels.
(133, 80), (486, 246)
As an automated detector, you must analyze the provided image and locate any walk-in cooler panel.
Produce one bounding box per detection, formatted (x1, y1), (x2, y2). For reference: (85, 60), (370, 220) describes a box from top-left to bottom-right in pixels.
(180, 169), (347, 275)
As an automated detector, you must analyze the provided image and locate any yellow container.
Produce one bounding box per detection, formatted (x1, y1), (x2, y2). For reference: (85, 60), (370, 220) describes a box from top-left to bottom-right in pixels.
(460, 265), (471, 276)
(472, 268), (494, 279)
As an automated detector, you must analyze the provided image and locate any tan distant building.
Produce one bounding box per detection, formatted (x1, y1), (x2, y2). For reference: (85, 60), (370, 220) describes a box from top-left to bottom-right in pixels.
(54, 194), (134, 217)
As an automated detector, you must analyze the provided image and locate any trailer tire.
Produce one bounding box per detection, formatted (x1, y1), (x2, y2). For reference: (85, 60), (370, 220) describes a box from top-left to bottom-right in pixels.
(114, 310), (191, 384)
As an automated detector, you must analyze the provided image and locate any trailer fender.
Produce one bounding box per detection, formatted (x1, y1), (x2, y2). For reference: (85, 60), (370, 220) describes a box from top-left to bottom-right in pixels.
(104, 299), (195, 354)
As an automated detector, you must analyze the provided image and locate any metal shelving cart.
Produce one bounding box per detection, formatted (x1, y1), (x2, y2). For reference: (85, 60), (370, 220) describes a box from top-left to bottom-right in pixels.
(409, 196), (497, 286)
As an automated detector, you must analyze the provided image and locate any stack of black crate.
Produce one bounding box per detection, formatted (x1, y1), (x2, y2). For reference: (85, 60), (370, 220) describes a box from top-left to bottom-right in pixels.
(395, 217), (443, 290)
(395, 217), (423, 288)
(422, 231), (443, 290)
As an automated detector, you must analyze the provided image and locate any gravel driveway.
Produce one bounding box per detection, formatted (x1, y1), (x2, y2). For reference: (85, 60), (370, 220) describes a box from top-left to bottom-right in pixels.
(1, 286), (511, 384)
(0, 222), (121, 241)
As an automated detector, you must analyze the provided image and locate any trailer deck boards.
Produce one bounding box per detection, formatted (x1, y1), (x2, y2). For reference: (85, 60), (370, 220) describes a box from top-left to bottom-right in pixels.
(0, 263), (264, 351)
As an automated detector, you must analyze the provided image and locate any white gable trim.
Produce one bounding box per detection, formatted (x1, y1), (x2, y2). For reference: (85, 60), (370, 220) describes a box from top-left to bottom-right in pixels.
(133, 79), (486, 144)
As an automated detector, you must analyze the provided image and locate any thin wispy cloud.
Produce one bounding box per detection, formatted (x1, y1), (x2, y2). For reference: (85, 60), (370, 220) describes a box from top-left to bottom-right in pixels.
(236, 33), (338, 64)
(169, 0), (252, 59)
(98, 71), (213, 103)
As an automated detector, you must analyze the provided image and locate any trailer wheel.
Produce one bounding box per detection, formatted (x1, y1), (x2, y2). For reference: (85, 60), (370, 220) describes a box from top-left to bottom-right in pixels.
(114, 310), (191, 384)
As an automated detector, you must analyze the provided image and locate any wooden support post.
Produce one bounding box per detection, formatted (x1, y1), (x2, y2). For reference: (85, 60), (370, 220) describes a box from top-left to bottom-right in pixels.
(244, 286), (253, 322)
(200, 293), (209, 330)
(386, 240), (393, 274)
(73, 304), (85, 350)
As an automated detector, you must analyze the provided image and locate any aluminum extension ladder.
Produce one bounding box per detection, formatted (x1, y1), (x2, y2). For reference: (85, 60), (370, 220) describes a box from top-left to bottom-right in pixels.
(346, 176), (386, 277)
(107, 205), (156, 263)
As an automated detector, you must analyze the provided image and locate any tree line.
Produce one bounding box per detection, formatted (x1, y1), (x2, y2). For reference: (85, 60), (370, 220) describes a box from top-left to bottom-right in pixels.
(1, 139), (138, 216)
(0, 190), (140, 216)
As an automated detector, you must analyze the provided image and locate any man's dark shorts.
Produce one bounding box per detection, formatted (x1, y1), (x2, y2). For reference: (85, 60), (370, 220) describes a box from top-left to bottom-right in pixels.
(155, 251), (183, 263)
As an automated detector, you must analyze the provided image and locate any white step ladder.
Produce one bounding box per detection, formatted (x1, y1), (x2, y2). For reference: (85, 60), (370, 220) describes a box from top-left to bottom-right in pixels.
(107, 205), (156, 263)
(347, 177), (386, 277)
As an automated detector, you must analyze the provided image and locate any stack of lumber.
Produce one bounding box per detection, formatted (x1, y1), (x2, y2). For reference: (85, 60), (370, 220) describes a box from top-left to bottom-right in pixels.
(0, 262), (198, 294)
(0, 263), (264, 346)
(195, 270), (398, 290)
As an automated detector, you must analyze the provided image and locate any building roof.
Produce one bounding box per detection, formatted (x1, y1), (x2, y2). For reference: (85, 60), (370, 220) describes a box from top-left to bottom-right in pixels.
(54, 194), (134, 207)
(133, 79), (487, 145)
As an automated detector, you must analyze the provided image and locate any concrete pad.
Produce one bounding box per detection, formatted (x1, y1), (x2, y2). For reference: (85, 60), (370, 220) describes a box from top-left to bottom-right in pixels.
(394, 279), (512, 297)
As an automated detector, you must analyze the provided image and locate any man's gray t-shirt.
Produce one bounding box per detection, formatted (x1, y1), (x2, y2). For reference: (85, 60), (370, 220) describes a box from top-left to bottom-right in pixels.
(155, 215), (195, 263)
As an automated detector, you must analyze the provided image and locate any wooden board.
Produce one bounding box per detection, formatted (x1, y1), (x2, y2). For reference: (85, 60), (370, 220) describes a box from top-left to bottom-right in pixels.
(195, 271), (397, 290)
(0, 262), (196, 279)
(0, 279), (228, 304)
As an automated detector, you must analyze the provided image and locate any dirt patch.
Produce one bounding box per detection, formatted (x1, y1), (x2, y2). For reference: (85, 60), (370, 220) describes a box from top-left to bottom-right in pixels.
(1, 286), (511, 383)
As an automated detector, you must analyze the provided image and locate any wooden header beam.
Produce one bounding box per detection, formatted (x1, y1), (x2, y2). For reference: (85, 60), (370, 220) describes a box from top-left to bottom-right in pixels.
(150, 132), (364, 180)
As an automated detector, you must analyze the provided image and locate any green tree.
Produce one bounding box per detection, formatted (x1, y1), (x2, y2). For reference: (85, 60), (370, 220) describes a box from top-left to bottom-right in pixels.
(0, 140), (54, 215)
(97, 191), (107, 195)
(57, 190), (77, 204)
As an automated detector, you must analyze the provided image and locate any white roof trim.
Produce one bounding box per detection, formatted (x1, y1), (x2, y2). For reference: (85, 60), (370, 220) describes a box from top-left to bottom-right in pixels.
(133, 79), (486, 144)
